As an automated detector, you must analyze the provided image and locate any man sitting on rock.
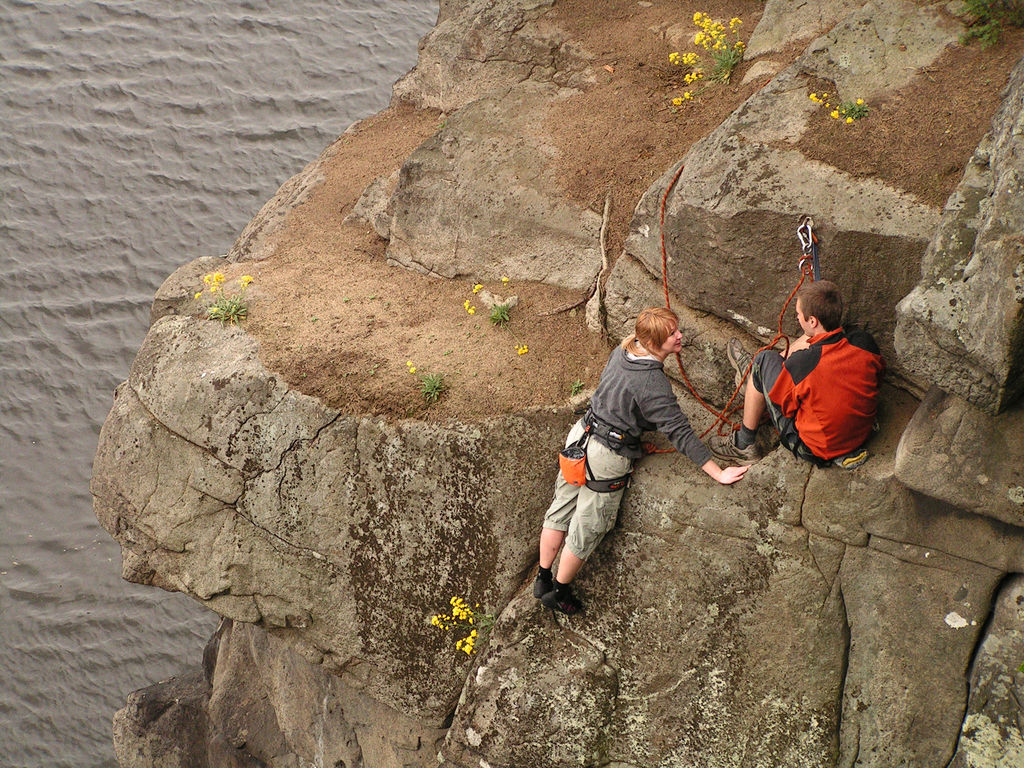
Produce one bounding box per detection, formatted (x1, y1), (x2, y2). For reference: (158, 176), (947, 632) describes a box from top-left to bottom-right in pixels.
(710, 280), (885, 469)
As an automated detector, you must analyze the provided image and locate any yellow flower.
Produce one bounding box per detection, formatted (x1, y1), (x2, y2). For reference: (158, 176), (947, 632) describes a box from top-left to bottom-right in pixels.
(809, 92), (818, 102)
(194, 292), (202, 300)
(694, 32), (706, 46)
(501, 276), (509, 283)
(467, 307), (475, 315)
(830, 110), (840, 119)
(240, 275), (253, 287)
(463, 299), (470, 310)
(472, 284), (483, 293)
(845, 116), (854, 124)
(683, 91), (693, 101)
(729, 17), (742, 29)
(672, 97), (683, 106)
(410, 367), (416, 373)
(856, 98), (864, 105)
(669, 51), (680, 65)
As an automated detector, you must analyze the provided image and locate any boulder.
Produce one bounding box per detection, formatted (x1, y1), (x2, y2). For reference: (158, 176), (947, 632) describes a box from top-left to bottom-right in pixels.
(151, 255), (225, 325)
(837, 541), (1002, 767)
(950, 574), (1024, 768)
(620, 0), (957, 369)
(895, 56), (1024, 415)
(112, 670), (215, 768)
(92, 313), (571, 725)
(745, 0), (864, 59)
(391, 0), (592, 114)
(895, 388), (1024, 529)
(386, 81), (602, 291)
(206, 620), (446, 768)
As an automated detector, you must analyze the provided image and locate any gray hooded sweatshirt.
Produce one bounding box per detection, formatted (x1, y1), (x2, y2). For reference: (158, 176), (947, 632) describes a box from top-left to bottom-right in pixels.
(588, 347), (712, 466)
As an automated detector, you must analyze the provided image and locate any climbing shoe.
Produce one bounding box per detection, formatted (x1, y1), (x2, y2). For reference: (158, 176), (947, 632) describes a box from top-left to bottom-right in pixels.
(710, 431), (763, 466)
(541, 586), (583, 615)
(727, 338), (753, 389)
(533, 570), (553, 599)
(833, 448), (869, 470)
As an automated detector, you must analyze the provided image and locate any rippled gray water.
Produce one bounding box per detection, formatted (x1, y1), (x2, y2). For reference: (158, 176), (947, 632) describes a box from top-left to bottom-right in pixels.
(0, 2), (437, 765)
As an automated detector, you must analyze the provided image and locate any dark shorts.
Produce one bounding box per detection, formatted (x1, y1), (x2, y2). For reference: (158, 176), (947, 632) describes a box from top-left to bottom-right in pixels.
(751, 350), (824, 465)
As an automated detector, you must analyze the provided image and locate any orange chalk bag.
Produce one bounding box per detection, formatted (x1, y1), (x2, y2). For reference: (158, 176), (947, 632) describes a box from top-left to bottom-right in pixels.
(558, 428), (590, 487)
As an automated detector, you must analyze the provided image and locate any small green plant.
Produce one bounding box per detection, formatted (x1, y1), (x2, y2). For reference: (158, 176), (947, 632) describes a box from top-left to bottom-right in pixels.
(960, 0), (1024, 46)
(430, 595), (496, 656)
(420, 372), (446, 404)
(197, 272), (253, 325)
(570, 378), (585, 396)
(489, 303), (511, 326)
(809, 92), (869, 124)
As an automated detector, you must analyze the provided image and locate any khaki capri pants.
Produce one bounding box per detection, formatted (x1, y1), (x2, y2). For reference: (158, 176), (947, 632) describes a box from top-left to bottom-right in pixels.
(542, 419), (633, 560)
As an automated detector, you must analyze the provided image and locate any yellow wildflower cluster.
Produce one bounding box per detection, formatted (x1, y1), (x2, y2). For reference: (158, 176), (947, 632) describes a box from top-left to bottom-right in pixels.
(196, 272), (254, 324)
(202, 271), (226, 293)
(692, 12), (742, 51)
(463, 299), (476, 315)
(516, 344), (529, 356)
(406, 360), (417, 375)
(501, 275), (510, 284)
(668, 12), (745, 106)
(472, 283), (483, 294)
(809, 92), (868, 124)
(456, 630), (479, 655)
(430, 595), (495, 656)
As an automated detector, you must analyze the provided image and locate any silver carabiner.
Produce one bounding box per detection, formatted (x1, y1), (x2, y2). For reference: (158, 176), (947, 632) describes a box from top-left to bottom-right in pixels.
(797, 215), (814, 256)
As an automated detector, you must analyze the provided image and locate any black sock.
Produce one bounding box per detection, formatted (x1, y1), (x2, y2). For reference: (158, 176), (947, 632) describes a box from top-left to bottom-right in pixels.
(553, 578), (572, 598)
(538, 565), (552, 580)
(735, 425), (757, 449)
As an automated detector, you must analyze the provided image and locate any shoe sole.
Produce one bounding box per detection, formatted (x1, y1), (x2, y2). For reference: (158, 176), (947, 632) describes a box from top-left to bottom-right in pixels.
(727, 341), (752, 378)
(833, 449), (869, 470)
(540, 590), (582, 615)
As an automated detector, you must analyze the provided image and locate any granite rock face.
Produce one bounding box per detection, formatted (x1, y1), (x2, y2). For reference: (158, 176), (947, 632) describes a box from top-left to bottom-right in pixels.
(618, 0), (955, 370)
(92, 313), (570, 725)
(950, 574), (1024, 768)
(391, 0), (593, 114)
(113, 619), (445, 768)
(895, 56), (1024, 415)
(745, 0), (865, 59)
(895, 388), (1024, 529)
(386, 81), (602, 291)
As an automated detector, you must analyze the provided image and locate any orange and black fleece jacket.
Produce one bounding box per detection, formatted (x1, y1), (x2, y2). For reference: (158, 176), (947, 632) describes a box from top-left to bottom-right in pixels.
(768, 328), (885, 460)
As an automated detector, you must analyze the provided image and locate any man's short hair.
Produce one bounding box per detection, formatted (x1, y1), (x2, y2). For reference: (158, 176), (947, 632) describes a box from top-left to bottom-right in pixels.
(796, 280), (843, 331)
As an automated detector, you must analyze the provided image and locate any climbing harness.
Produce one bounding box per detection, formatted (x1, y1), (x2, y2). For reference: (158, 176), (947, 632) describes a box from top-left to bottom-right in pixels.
(657, 162), (820, 440)
(557, 412), (636, 492)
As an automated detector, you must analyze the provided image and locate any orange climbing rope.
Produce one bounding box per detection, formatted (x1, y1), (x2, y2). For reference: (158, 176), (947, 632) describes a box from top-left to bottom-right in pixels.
(657, 163), (816, 441)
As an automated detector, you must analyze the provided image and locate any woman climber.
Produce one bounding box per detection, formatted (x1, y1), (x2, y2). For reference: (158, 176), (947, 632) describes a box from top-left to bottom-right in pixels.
(535, 307), (747, 614)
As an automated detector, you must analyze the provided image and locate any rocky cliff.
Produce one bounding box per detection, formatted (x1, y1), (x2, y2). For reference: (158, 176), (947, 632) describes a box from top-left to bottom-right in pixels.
(93, 2), (1024, 767)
